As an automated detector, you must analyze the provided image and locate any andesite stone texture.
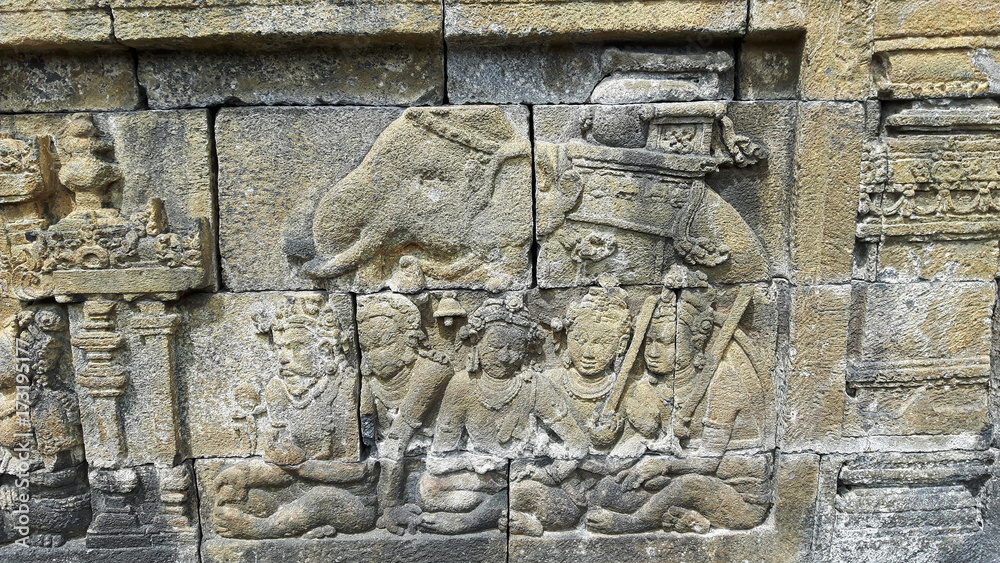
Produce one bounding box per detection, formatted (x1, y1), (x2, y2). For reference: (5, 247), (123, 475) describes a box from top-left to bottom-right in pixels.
(2, 1), (1000, 562)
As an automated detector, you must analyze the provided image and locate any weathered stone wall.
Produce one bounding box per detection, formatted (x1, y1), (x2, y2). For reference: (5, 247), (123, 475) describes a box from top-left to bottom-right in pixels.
(1, 1), (999, 561)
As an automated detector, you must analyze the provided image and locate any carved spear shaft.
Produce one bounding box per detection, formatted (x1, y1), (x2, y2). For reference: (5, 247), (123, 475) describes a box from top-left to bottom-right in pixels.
(677, 285), (754, 425)
(600, 294), (659, 421)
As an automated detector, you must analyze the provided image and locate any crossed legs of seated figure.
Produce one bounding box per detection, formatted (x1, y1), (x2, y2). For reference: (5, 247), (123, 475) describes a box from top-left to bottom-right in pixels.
(213, 458), (377, 539)
(586, 473), (767, 534)
(509, 478), (583, 537)
(509, 457), (654, 536)
(417, 469), (507, 535)
(0, 463), (91, 548)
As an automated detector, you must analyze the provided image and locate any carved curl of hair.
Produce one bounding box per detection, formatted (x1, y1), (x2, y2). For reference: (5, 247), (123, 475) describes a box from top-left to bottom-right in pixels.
(678, 292), (715, 353)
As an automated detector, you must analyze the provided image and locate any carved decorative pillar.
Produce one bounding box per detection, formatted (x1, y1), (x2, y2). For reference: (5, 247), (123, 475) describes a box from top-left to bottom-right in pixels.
(156, 462), (198, 542)
(87, 467), (143, 549)
(132, 299), (181, 463)
(71, 300), (127, 466)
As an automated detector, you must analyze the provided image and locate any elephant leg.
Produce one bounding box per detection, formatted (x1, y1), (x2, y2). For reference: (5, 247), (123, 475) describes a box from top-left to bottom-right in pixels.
(304, 225), (390, 278)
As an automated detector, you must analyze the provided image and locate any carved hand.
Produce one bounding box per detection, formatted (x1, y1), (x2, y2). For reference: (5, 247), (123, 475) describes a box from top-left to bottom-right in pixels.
(588, 413), (624, 449)
(616, 457), (667, 490)
(265, 438), (308, 467)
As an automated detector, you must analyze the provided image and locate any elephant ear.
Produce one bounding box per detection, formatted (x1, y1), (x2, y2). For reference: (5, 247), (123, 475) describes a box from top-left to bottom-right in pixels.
(536, 142), (583, 237)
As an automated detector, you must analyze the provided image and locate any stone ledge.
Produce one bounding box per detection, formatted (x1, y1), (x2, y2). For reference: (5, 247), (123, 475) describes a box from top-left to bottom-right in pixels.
(444, 0), (748, 43)
(0, 1), (442, 50)
(113, 1), (443, 49)
(0, 8), (113, 48)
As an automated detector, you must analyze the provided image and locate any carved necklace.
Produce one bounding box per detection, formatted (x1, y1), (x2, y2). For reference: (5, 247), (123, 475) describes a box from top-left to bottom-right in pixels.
(473, 371), (523, 411)
(562, 366), (614, 401)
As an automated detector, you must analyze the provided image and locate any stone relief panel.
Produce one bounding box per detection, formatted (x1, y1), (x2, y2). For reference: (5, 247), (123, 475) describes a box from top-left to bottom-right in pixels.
(857, 99), (1000, 283)
(191, 274), (779, 560)
(510, 280), (779, 546)
(174, 292), (360, 461)
(849, 98), (1000, 451)
(193, 292), (367, 542)
(0, 111), (213, 560)
(4, 4), (1000, 560)
(0, 304), (90, 548)
(0, 111), (216, 302)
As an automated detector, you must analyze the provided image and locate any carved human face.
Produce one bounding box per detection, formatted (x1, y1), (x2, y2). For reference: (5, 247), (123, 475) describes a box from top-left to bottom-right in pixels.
(567, 317), (624, 377)
(643, 317), (676, 376)
(477, 324), (528, 380)
(272, 327), (323, 397)
(643, 316), (698, 376)
(358, 315), (416, 380)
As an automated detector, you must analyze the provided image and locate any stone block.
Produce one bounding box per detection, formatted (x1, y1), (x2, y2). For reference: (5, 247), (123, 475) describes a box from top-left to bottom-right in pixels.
(710, 101), (796, 279)
(112, 0), (442, 49)
(0, 110), (217, 300)
(218, 105), (532, 294)
(857, 100), (1000, 283)
(139, 44), (444, 109)
(175, 291), (360, 461)
(748, 0), (806, 34)
(0, 49), (139, 113)
(783, 285), (850, 451)
(444, 0), (747, 42)
(873, 41), (1000, 99)
(875, 239), (1000, 282)
(844, 281), (994, 441)
(808, 1), (874, 101)
(0, 8), (113, 48)
(736, 39), (803, 100)
(813, 451), (1000, 562)
(873, 0), (1000, 40)
(448, 43), (734, 105)
(789, 101), (864, 285)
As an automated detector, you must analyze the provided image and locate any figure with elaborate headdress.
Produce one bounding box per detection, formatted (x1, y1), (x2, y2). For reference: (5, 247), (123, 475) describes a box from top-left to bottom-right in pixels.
(212, 295), (376, 540)
(355, 292), (453, 534)
(418, 295), (587, 535)
(509, 279), (634, 536)
(0, 308), (90, 547)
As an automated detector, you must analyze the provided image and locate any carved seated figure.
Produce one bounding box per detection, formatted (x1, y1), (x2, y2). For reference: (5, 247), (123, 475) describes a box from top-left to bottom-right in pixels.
(510, 282), (633, 536)
(587, 289), (770, 535)
(213, 296), (376, 539)
(419, 296), (587, 535)
(0, 309), (90, 548)
(356, 293), (453, 535)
